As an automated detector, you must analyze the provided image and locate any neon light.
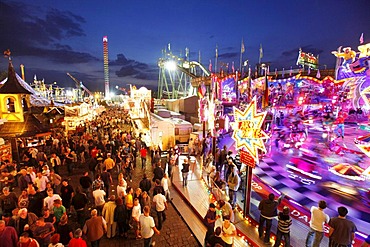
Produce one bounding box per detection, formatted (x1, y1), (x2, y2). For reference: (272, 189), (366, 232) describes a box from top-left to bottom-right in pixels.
(231, 96), (269, 163)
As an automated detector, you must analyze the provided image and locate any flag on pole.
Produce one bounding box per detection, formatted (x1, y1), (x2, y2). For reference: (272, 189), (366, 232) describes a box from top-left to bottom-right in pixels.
(198, 84), (207, 98)
(360, 33), (364, 44)
(259, 44), (263, 62)
(255, 66), (258, 78)
(316, 69), (321, 79)
(209, 60), (212, 72)
(185, 47), (189, 58)
(241, 39), (245, 54)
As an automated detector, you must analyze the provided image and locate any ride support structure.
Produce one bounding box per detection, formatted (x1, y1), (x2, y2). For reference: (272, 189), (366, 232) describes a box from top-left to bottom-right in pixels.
(157, 48), (210, 99)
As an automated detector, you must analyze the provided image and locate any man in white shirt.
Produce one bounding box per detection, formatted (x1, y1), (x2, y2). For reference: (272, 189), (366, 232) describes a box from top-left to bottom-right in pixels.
(132, 198), (142, 239)
(34, 171), (49, 192)
(161, 173), (171, 200)
(153, 192), (167, 230)
(43, 188), (62, 211)
(140, 206), (160, 247)
(92, 183), (106, 214)
(305, 200), (330, 247)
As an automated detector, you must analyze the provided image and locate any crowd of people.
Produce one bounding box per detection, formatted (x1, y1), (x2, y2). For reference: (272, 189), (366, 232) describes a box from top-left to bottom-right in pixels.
(0, 110), (173, 247)
(0, 104), (369, 247)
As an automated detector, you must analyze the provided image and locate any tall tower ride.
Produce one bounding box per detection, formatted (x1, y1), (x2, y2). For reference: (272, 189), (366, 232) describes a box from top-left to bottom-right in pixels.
(103, 36), (110, 98)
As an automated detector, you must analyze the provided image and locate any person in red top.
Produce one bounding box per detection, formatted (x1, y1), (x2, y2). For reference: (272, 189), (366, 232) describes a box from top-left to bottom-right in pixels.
(140, 146), (147, 169)
(0, 220), (18, 247)
(68, 228), (87, 247)
(90, 147), (98, 159)
(18, 232), (38, 247)
(334, 110), (348, 138)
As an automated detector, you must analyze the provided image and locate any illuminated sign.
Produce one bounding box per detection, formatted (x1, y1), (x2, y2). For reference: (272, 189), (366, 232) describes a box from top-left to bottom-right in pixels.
(296, 48), (319, 69)
(240, 150), (255, 168)
(232, 96), (269, 163)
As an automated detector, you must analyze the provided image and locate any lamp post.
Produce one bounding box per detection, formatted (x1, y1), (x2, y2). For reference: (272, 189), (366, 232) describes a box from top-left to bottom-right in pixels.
(261, 63), (269, 109)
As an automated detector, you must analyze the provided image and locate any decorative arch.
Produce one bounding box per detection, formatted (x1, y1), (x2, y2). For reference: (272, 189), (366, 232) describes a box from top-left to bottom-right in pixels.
(22, 97), (29, 112)
(5, 96), (16, 112)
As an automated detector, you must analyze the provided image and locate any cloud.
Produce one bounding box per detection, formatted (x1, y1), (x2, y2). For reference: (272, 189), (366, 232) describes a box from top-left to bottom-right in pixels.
(280, 45), (323, 59)
(112, 54), (157, 80)
(218, 52), (238, 59)
(269, 45), (324, 68)
(0, 1), (97, 64)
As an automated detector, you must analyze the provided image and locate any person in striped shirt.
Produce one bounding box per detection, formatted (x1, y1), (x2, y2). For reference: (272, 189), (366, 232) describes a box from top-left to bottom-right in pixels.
(273, 206), (292, 247)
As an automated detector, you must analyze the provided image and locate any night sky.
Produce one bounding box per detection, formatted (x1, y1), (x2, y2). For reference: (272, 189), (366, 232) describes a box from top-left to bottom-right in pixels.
(1, 0), (369, 92)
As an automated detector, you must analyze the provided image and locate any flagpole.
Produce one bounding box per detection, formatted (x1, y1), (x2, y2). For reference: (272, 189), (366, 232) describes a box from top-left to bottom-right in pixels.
(248, 67), (252, 102)
(239, 52), (243, 73)
(215, 44), (218, 74)
(259, 44), (263, 64)
(239, 38), (244, 72)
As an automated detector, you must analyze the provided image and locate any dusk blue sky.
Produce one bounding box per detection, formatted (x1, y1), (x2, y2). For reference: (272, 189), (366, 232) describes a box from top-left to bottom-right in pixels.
(1, 0), (369, 92)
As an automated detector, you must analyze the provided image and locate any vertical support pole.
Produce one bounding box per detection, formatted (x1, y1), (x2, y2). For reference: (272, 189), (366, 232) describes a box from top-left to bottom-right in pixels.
(244, 165), (253, 215)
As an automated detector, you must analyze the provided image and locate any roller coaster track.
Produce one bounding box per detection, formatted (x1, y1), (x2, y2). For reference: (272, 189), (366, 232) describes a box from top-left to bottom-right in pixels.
(176, 60), (210, 78)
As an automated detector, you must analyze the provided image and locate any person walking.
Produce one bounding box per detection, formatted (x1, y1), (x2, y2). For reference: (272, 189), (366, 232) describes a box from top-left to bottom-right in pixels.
(18, 232), (38, 247)
(305, 200), (330, 247)
(92, 183), (106, 215)
(161, 173), (171, 200)
(139, 206), (160, 247)
(103, 153), (115, 173)
(328, 206), (357, 247)
(0, 220), (18, 247)
(181, 157), (190, 187)
(152, 163), (164, 183)
(139, 174), (151, 194)
(68, 228), (87, 247)
(166, 156), (176, 182)
(102, 195), (117, 239)
(33, 217), (55, 247)
(100, 167), (112, 198)
(56, 215), (73, 246)
(258, 193), (284, 245)
(83, 209), (107, 247)
(273, 206), (292, 247)
(79, 171), (92, 202)
(153, 190), (167, 230)
(140, 146), (147, 169)
(71, 186), (89, 228)
(114, 197), (127, 238)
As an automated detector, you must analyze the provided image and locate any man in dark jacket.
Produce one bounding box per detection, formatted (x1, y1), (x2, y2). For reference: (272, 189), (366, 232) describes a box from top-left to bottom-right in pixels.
(152, 179), (164, 197)
(18, 169), (31, 192)
(152, 163), (164, 182)
(258, 193), (284, 244)
(139, 174), (151, 193)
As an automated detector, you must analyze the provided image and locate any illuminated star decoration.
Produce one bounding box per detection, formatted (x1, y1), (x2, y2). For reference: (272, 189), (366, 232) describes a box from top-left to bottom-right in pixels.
(232, 96), (269, 163)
